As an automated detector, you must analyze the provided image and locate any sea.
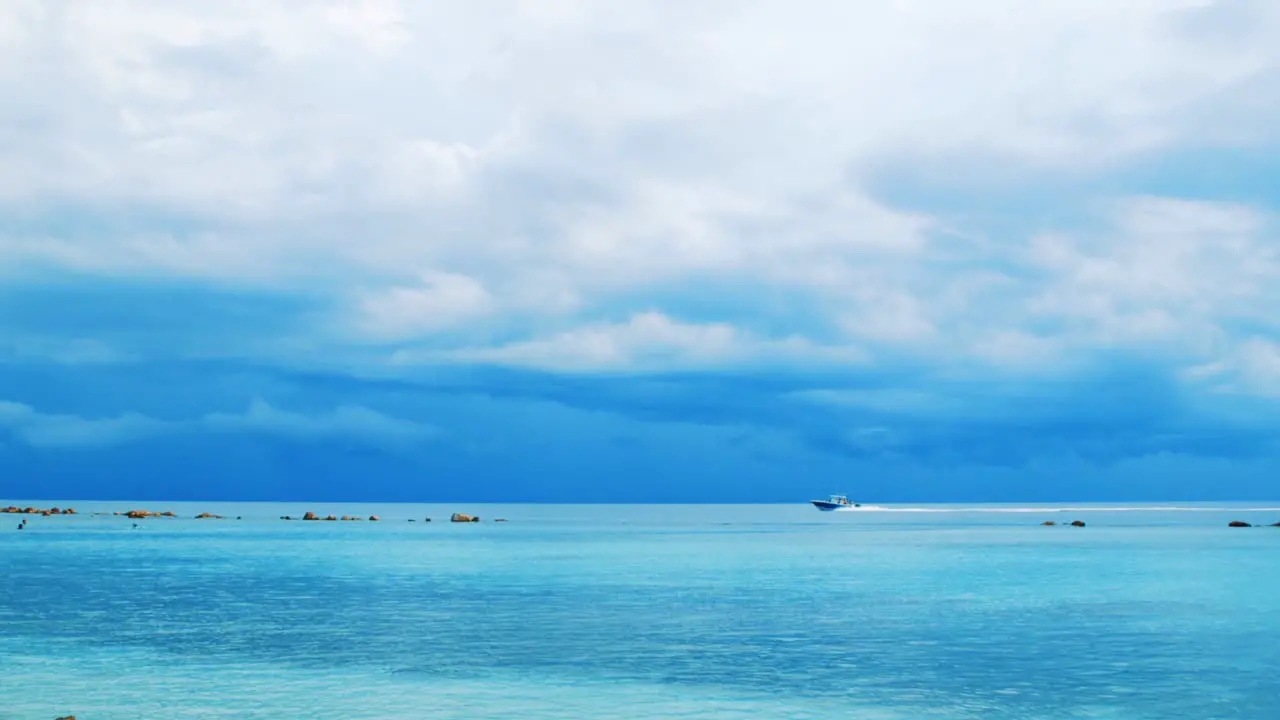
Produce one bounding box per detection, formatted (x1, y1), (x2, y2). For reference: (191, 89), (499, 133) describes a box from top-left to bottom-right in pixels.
(1, 501), (1278, 719)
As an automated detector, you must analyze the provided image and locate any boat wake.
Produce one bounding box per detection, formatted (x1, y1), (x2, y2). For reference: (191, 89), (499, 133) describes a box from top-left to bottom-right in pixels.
(830, 506), (1280, 513)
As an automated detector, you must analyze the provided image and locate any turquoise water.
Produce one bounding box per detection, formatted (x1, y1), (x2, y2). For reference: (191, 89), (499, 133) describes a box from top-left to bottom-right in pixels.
(2, 502), (1279, 719)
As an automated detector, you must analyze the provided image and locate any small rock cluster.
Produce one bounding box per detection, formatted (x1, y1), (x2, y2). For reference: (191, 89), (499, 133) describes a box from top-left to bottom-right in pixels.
(282, 512), (382, 522)
(1041, 520), (1087, 527)
(278, 511), (492, 523)
(11, 506), (510, 526)
(1227, 521), (1280, 528)
(2, 506), (77, 516)
(114, 510), (178, 519)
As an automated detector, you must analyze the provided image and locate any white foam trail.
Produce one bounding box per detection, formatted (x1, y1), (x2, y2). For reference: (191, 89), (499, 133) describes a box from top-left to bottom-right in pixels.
(830, 506), (1280, 513)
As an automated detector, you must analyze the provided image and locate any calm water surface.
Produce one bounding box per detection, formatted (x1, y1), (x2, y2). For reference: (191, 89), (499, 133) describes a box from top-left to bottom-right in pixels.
(2, 502), (1278, 719)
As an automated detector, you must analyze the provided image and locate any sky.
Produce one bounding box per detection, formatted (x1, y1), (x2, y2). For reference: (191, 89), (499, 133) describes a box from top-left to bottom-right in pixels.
(1, 0), (1279, 503)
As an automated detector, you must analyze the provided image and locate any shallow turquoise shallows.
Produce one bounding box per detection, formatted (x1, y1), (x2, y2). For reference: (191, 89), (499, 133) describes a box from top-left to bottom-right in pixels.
(2, 502), (1279, 719)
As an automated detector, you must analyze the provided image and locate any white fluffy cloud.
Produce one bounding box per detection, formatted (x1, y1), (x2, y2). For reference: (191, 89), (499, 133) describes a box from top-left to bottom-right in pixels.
(397, 311), (864, 372)
(1026, 198), (1276, 345)
(354, 272), (495, 340)
(1185, 338), (1280, 398)
(1, 1), (1279, 380)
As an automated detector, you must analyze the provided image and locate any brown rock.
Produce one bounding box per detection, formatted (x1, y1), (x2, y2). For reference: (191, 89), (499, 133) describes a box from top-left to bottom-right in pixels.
(450, 513), (475, 523)
(324, 515), (338, 521)
(1228, 521), (1252, 528)
(1070, 520), (1086, 527)
(1041, 521), (1056, 526)
(194, 513), (224, 519)
(369, 515), (381, 521)
(161, 511), (176, 517)
(64, 508), (78, 515)
(303, 511), (319, 521)
(49, 507), (62, 514)
(55, 716), (77, 720)
(24, 507), (40, 514)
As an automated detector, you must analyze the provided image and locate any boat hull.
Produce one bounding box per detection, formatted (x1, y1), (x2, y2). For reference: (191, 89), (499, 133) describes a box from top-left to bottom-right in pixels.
(812, 501), (852, 511)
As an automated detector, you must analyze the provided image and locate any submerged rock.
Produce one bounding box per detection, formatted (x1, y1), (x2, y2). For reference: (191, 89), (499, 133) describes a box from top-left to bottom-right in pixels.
(1070, 520), (1086, 527)
(1228, 521), (1252, 528)
(194, 513), (225, 519)
(1041, 521), (1057, 526)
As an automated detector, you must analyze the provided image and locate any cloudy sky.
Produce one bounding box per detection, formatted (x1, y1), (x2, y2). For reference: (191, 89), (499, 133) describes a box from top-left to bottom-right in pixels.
(2, 0), (1278, 502)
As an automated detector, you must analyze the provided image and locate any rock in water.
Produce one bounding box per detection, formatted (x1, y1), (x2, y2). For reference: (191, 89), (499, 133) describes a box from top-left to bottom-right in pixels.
(1042, 521), (1057, 526)
(1228, 521), (1252, 528)
(1070, 521), (1086, 527)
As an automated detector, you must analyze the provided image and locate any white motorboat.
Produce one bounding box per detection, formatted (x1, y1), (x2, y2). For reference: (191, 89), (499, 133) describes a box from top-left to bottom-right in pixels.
(811, 494), (861, 511)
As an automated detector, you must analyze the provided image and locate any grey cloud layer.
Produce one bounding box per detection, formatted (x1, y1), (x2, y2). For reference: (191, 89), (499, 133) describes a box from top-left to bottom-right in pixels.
(0, 399), (438, 450)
